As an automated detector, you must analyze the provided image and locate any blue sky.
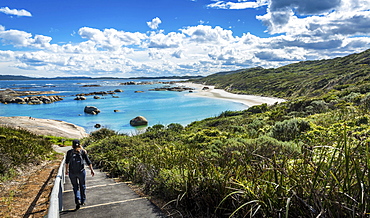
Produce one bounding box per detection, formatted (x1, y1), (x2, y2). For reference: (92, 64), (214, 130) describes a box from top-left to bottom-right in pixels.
(0, 0), (370, 78)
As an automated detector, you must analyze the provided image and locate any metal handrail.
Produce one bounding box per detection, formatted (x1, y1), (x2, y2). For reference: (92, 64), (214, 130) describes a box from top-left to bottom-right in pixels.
(47, 155), (66, 218)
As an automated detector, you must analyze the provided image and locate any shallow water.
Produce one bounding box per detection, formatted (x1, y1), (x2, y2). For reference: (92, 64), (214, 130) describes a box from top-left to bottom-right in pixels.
(0, 79), (246, 134)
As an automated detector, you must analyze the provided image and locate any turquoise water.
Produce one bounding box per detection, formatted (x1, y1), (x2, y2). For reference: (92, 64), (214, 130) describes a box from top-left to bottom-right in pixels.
(0, 79), (246, 134)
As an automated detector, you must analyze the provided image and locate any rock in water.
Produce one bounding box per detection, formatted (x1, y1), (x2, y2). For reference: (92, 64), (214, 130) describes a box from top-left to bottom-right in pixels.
(74, 96), (86, 100)
(130, 116), (148, 126)
(84, 106), (101, 115)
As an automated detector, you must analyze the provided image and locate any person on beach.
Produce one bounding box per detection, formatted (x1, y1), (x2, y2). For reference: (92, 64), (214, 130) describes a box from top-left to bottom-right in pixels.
(65, 139), (95, 209)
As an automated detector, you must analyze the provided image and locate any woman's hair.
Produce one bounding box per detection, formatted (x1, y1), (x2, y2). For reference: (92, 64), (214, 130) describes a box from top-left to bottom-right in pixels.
(72, 139), (83, 151)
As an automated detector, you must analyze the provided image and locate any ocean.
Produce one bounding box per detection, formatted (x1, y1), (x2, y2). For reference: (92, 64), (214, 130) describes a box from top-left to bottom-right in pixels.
(0, 79), (247, 134)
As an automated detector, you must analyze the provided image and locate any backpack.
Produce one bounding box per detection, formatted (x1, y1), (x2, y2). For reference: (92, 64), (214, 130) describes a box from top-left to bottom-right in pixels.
(68, 149), (85, 174)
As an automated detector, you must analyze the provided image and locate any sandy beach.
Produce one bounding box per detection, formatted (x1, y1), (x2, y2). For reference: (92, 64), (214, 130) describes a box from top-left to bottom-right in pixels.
(180, 82), (285, 107)
(0, 116), (89, 139)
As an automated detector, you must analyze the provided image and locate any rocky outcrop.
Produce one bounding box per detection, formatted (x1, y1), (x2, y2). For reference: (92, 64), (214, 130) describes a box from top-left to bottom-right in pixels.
(149, 86), (194, 92)
(119, 81), (176, 86)
(74, 96), (87, 100)
(120, 81), (137, 85)
(114, 89), (124, 92)
(3, 95), (63, 104)
(84, 106), (101, 115)
(130, 116), (148, 126)
(76, 91), (116, 96)
(82, 84), (101, 87)
(0, 116), (89, 139)
(0, 89), (63, 104)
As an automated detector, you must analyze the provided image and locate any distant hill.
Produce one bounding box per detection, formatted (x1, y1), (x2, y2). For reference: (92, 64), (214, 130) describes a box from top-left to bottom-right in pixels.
(0, 75), (34, 80)
(0, 75), (203, 81)
(0, 75), (93, 80)
(190, 49), (370, 99)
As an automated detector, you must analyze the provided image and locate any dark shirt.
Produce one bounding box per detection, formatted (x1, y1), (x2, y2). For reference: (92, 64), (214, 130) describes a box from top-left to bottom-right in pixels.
(65, 149), (92, 166)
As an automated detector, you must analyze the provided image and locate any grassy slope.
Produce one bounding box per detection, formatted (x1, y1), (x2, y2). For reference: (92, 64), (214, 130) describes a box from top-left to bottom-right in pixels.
(0, 127), (55, 181)
(190, 49), (370, 99)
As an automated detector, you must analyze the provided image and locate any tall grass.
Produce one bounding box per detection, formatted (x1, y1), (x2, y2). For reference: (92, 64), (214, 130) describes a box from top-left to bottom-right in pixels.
(85, 100), (370, 217)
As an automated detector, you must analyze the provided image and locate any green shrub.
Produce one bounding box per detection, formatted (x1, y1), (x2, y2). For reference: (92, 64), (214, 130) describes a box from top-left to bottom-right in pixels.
(166, 123), (184, 132)
(83, 128), (119, 146)
(342, 92), (362, 103)
(147, 124), (165, 131)
(246, 103), (268, 114)
(271, 118), (311, 141)
(360, 93), (370, 112)
(306, 100), (329, 114)
(218, 110), (245, 117)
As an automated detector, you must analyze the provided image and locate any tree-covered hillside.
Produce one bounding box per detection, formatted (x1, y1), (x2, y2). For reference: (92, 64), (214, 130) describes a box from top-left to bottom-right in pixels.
(190, 49), (370, 99)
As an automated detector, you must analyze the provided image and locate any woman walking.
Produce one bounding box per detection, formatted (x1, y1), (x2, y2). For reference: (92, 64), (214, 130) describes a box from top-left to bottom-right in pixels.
(65, 139), (95, 209)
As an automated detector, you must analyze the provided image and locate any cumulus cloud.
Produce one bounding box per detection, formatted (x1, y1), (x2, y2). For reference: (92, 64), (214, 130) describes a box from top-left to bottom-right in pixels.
(0, 0), (370, 78)
(207, 0), (268, 9)
(257, 0), (370, 37)
(0, 28), (51, 48)
(147, 17), (162, 30)
(0, 7), (32, 17)
(78, 27), (147, 51)
(181, 25), (234, 44)
(210, 0), (370, 43)
(1, 22), (368, 77)
(147, 31), (184, 48)
(269, 0), (341, 15)
(0, 50), (15, 61)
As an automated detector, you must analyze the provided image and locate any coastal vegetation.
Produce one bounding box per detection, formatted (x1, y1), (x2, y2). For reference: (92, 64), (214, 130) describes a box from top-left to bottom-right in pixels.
(0, 127), (56, 181)
(189, 49), (370, 99)
(83, 49), (370, 217)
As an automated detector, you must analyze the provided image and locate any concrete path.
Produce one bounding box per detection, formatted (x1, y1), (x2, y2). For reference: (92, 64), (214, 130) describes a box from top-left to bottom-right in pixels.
(55, 146), (165, 218)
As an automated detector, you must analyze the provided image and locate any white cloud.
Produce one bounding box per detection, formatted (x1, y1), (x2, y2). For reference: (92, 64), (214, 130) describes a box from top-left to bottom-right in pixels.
(207, 0), (268, 9)
(147, 17), (162, 30)
(257, 0), (370, 37)
(0, 29), (33, 47)
(269, 0), (341, 15)
(0, 7), (32, 17)
(0, 0), (370, 78)
(172, 50), (183, 58)
(181, 25), (235, 44)
(1, 22), (368, 77)
(0, 50), (15, 61)
(0, 28), (51, 48)
(147, 31), (184, 48)
(78, 27), (147, 51)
